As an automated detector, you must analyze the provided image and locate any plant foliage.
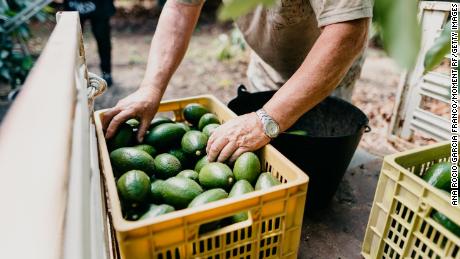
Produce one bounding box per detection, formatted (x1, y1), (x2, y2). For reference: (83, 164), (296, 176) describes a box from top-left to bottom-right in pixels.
(0, 0), (52, 88)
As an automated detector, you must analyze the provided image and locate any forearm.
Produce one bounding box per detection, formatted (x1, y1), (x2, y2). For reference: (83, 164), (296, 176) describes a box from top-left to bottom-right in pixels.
(140, 1), (203, 95)
(263, 18), (370, 132)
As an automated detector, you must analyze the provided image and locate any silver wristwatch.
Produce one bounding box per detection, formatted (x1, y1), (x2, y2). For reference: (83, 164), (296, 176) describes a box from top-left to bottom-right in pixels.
(256, 109), (280, 138)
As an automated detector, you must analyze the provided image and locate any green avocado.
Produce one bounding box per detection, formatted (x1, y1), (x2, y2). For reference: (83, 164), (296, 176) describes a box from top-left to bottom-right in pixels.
(139, 204), (175, 220)
(183, 103), (209, 125)
(195, 155), (210, 173)
(255, 172), (281, 191)
(233, 152), (261, 185)
(199, 162), (235, 190)
(110, 147), (155, 177)
(144, 123), (186, 150)
(181, 130), (208, 157)
(432, 211), (460, 237)
(160, 177), (204, 209)
(188, 188), (228, 208)
(107, 123), (135, 151)
(150, 179), (165, 203)
(422, 162), (451, 191)
(149, 116), (174, 129)
(117, 170), (151, 203)
(154, 153), (182, 179)
(198, 113), (220, 131)
(177, 169), (199, 182)
(228, 180), (254, 222)
(133, 144), (157, 157)
(168, 148), (191, 169)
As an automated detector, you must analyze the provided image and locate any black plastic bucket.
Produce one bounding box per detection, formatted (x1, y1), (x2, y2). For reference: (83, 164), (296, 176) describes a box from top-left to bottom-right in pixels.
(228, 85), (370, 209)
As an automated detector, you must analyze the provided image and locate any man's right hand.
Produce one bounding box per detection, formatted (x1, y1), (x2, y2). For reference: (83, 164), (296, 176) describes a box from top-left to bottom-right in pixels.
(102, 87), (161, 143)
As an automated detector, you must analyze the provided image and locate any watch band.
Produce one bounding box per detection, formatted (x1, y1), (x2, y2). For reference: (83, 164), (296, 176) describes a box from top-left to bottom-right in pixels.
(256, 109), (280, 138)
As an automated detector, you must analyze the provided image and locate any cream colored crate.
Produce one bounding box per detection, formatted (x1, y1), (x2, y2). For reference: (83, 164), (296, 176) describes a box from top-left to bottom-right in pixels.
(362, 142), (460, 258)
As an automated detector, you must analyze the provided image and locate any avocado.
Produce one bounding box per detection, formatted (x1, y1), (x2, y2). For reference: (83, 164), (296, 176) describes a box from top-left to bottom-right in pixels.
(228, 180), (254, 222)
(255, 172), (281, 190)
(150, 179), (165, 203)
(423, 162), (451, 191)
(233, 152), (261, 185)
(161, 177), (204, 209)
(202, 123), (220, 137)
(121, 202), (149, 221)
(154, 153), (182, 179)
(107, 123), (135, 151)
(126, 118), (140, 128)
(284, 130), (308, 136)
(117, 170), (151, 203)
(149, 116), (173, 129)
(177, 169), (199, 182)
(198, 113), (220, 130)
(139, 204), (175, 220)
(229, 179), (255, 197)
(199, 162), (235, 190)
(432, 211), (460, 237)
(181, 130), (208, 157)
(195, 155), (210, 173)
(110, 147), (156, 177)
(183, 103), (209, 125)
(176, 122), (191, 132)
(144, 123), (186, 150)
(168, 148), (191, 168)
(133, 144), (157, 157)
(188, 188), (228, 208)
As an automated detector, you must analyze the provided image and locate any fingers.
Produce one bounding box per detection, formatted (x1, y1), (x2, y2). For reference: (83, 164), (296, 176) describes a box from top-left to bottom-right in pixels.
(137, 118), (151, 143)
(217, 142), (238, 163)
(229, 147), (248, 164)
(105, 110), (134, 139)
(206, 131), (218, 154)
(102, 107), (121, 129)
(207, 137), (228, 162)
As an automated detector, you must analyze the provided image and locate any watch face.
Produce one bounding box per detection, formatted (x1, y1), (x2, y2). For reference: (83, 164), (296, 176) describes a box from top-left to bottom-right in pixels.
(265, 120), (279, 137)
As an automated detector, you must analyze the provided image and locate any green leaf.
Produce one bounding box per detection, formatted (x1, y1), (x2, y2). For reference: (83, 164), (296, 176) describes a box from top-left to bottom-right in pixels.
(424, 21), (454, 73)
(34, 11), (47, 22)
(374, 0), (421, 69)
(21, 56), (33, 70)
(218, 0), (276, 21)
(0, 50), (8, 58)
(16, 25), (30, 39)
(41, 5), (55, 14)
(0, 68), (11, 81)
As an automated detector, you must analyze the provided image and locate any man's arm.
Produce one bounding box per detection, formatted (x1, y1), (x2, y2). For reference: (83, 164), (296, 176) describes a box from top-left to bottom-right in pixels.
(263, 18), (370, 131)
(207, 18), (370, 162)
(103, 0), (204, 142)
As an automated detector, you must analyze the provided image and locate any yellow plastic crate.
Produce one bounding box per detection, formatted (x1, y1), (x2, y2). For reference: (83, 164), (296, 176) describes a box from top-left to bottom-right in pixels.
(362, 142), (460, 259)
(94, 95), (309, 259)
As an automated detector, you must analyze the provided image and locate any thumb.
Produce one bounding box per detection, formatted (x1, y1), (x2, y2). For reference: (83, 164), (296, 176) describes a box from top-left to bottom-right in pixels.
(137, 118), (151, 143)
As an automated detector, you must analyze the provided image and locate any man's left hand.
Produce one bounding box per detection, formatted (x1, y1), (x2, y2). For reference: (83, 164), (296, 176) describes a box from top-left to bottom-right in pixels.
(206, 113), (270, 163)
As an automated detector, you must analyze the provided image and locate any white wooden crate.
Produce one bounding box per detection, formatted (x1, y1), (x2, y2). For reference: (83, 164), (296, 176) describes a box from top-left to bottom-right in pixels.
(390, 1), (452, 141)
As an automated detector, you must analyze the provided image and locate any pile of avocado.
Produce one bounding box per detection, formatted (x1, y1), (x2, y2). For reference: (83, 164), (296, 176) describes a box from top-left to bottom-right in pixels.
(107, 103), (281, 226)
(421, 162), (460, 237)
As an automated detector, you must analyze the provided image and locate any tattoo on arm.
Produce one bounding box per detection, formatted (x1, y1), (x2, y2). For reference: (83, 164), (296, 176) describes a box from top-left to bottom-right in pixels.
(175, 0), (204, 5)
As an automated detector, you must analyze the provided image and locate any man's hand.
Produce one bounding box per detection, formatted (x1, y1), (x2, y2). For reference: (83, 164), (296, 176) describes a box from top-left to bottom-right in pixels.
(206, 113), (270, 163)
(102, 87), (161, 142)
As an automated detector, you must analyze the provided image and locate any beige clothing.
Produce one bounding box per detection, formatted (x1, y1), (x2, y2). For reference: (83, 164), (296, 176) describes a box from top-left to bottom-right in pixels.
(236, 0), (373, 100)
